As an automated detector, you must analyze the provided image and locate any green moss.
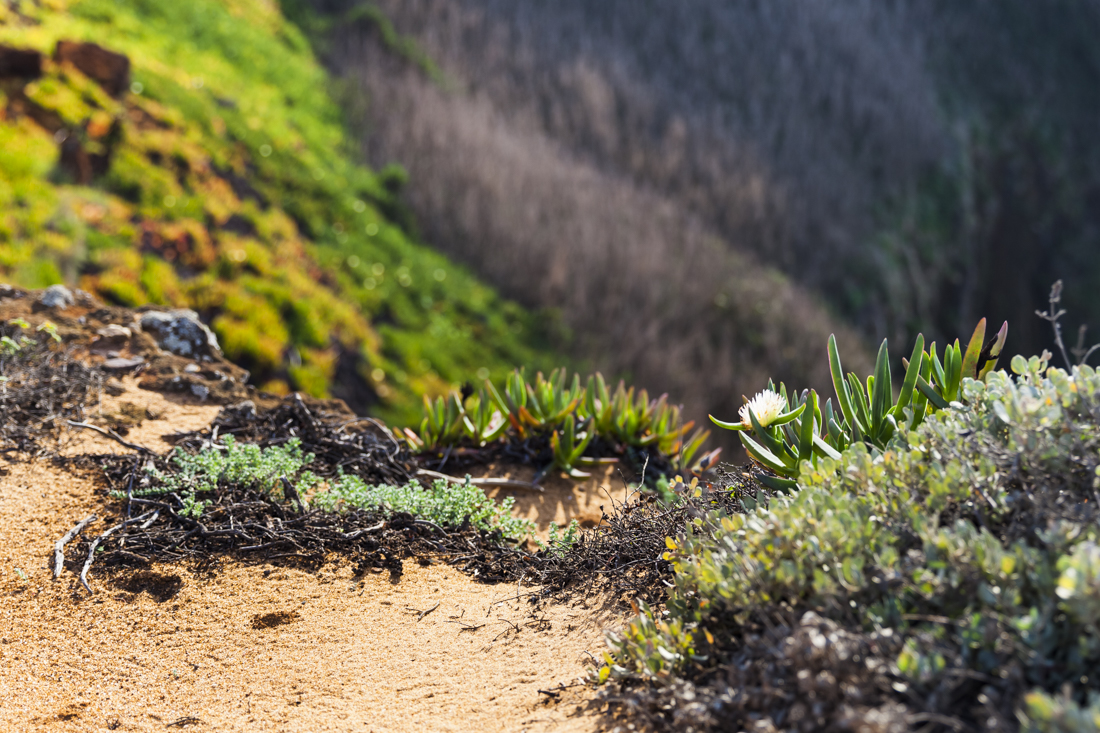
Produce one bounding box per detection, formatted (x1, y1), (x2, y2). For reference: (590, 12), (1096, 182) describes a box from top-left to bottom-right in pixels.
(13, 258), (63, 289)
(0, 0), (561, 423)
(139, 256), (183, 305)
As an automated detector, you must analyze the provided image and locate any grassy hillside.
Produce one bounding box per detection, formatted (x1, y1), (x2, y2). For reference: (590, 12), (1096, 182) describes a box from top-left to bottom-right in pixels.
(0, 0), (558, 424)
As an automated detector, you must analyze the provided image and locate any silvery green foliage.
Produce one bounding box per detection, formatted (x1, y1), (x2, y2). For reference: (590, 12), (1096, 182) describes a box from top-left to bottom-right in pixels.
(122, 435), (319, 518)
(1057, 541), (1100, 632)
(121, 436), (534, 537)
(313, 475), (535, 540)
(605, 358), (1100, 730)
(537, 519), (580, 558)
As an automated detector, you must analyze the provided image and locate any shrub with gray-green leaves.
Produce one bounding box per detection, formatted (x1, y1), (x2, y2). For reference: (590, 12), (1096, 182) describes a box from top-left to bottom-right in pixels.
(1021, 689), (1100, 733)
(604, 356), (1100, 731)
(312, 475), (534, 540)
(121, 435), (319, 518)
(120, 437), (534, 539)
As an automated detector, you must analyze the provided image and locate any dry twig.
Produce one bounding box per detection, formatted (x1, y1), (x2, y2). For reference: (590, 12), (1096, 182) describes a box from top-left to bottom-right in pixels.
(53, 514), (97, 579)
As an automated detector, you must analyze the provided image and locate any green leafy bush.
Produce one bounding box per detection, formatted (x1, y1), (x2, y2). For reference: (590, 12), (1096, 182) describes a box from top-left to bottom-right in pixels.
(604, 354), (1100, 731)
(1021, 689), (1100, 733)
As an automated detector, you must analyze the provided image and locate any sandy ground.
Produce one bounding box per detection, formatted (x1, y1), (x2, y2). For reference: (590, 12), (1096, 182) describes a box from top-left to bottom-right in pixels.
(56, 376), (224, 457)
(483, 464), (636, 545)
(0, 387), (621, 733)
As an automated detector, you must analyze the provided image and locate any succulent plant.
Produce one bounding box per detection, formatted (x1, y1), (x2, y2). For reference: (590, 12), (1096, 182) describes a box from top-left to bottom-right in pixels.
(405, 367), (717, 480)
(405, 393), (466, 451)
(461, 386), (509, 447)
(550, 416), (597, 479)
(711, 319), (1008, 486)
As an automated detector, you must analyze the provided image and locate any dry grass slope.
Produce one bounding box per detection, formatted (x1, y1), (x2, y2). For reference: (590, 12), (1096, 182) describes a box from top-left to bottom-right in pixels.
(312, 6), (874, 443)
(296, 0), (1100, 384)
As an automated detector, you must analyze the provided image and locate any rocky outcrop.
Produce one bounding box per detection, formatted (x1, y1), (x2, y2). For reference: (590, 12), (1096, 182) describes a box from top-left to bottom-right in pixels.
(138, 309), (221, 359)
(54, 40), (130, 97)
(38, 284), (75, 310)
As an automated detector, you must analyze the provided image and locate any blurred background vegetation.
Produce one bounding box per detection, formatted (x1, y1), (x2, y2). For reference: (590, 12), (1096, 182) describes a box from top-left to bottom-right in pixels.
(0, 0), (559, 426)
(3, 0), (1099, 442)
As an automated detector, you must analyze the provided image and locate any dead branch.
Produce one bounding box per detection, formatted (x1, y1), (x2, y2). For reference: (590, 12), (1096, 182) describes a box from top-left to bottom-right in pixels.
(53, 514), (97, 579)
(80, 510), (157, 593)
(416, 468), (543, 492)
(66, 420), (154, 454)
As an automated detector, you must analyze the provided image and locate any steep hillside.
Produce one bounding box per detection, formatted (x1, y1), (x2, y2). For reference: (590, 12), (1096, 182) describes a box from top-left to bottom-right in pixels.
(300, 0), (1100, 371)
(285, 0), (875, 443)
(0, 0), (558, 424)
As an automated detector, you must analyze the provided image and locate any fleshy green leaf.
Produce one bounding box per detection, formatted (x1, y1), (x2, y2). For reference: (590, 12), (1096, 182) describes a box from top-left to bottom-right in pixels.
(917, 376), (949, 409)
(894, 333), (925, 414)
(739, 433), (792, 475)
(870, 338), (891, 436)
(828, 334), (858, 430)
(961, 318), (987, 381)
(798, 390), (816, 464)
(709, 414), (748, 431)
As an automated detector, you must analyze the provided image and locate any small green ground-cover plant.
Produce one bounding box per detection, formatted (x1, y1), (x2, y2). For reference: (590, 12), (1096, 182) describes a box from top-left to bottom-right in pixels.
(0, 317), (60, 363)
(312, 474), (534, 540)
(404, 368), (719, 479)
(600, 349), (1100, 730)
(537, 519), (581, 558)
(118, 435), (532, 538)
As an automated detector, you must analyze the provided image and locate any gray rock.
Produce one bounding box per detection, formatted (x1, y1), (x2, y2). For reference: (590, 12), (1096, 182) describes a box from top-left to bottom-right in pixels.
(102, 356), (145, 372)
(139, 309), (220, 358)
(97, 324), (131, 339)
(39, 284), (75, 309)
(219, 400), (257, 422)
(190, 383), (210, 400)
(73, 289), (98, 306)
(93, 324), (131, 350)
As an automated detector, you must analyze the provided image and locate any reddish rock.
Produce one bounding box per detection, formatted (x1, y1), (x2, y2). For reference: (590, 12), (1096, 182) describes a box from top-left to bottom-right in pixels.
(0, 45), (42, 79)
(54, 40), (130, 97)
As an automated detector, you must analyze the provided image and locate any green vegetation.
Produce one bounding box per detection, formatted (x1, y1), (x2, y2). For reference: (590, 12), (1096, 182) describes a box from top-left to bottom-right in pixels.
(537, 519), (580, 558)
(117, 435), (532, 538)
(404, 368), (719, 480)
(313, 475), (533, 541)
(0, 317), (60, 362)
(0, 0), (557, 424)
(710, 318), (1008, 489)
(601, 348), (1100, 729)
(121, 435), (319, 518)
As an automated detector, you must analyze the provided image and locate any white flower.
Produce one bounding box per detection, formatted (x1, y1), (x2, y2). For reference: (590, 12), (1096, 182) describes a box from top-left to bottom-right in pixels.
(739, 390), (788, 428)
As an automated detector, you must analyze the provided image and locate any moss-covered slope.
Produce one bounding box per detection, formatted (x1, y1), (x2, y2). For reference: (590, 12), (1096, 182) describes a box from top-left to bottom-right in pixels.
(0, 0), (556, 423)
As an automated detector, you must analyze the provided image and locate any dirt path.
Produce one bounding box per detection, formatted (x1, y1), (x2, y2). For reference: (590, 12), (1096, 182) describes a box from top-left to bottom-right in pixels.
(0, 398), (619, 732)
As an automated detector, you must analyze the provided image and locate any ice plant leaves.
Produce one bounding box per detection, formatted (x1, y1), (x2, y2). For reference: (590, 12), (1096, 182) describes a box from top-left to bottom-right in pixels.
(714, 319), (1007, 486)
(410, 368), (717, 480)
